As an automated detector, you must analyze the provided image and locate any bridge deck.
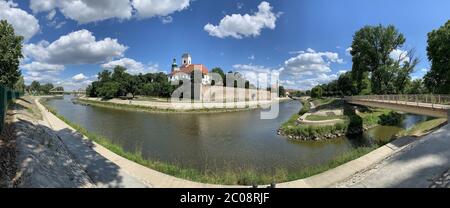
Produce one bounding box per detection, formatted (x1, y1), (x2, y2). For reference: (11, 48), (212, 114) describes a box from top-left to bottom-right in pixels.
(346, 95), (450, 119)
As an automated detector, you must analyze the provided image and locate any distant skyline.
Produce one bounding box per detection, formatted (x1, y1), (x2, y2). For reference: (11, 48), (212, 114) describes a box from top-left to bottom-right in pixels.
(1, 0), (449, 90)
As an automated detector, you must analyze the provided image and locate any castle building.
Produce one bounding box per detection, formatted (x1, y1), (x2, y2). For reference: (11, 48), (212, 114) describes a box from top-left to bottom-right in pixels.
(168, 53), (211, 85)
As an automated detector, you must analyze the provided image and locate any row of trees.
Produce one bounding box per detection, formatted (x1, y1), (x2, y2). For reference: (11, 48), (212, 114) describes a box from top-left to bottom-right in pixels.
(27, 81), (64, 95)
(87, 65), (287, 99)
(86, 66), (175, 99)
(311, 21), (450, 98)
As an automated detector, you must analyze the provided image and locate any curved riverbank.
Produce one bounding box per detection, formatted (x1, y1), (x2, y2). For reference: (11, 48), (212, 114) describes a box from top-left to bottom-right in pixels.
(278, 98), (443, 141)
(36, 96), (448, 187)
(77, 96), (292, 114)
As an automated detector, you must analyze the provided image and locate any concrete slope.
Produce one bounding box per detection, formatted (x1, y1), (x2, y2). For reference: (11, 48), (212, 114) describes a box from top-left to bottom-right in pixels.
(338, 124), (450, 188)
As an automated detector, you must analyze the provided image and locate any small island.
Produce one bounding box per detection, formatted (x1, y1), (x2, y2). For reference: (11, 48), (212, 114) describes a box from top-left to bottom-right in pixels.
(279, 97), (446, 142)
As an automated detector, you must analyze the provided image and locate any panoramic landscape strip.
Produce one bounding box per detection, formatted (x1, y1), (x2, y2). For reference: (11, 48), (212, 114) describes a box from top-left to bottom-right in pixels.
(1, 0), (450, 192)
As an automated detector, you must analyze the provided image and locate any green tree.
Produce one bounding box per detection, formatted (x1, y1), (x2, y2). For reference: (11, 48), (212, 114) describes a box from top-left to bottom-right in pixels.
(351, 24), (417, 94)
(424, 20), (450, 94)
(311, 86), (323, 98)
(406, 79), (426, 94)
(40, 83), (54, 94)
(337, 72), (356, 96)
(14, 76), (25, 93)
(0, 20), (23, 89)
(97, 82), (120, 99)
(30, 81), (41, 94)
(278, 86), (286, 97)
(211, 67), (225, 86)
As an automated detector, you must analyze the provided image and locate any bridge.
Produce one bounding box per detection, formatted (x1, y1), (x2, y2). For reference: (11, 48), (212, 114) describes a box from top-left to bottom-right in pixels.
(345, 94), (450, 119)
(49, 88), (86, 97)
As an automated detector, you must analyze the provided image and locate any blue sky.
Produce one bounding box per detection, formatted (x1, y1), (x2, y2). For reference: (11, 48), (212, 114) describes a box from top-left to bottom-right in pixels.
(1, 0), (449, 90)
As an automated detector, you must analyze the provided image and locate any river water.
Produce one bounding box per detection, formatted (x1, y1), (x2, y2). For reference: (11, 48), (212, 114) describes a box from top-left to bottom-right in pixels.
(45, 95), (431, 173)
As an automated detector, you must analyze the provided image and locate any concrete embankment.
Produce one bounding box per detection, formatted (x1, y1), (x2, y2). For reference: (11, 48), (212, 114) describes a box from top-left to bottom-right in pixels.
(0, 97), (93, 188)
(78, 96), (291, 112)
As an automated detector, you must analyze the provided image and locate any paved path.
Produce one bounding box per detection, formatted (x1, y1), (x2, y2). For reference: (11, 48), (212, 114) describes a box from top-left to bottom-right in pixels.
(336, 124), (450, 188)
(36, 99), (149, 188)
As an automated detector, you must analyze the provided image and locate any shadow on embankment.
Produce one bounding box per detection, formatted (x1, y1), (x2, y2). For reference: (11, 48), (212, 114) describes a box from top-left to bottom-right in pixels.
(3, 98), (139, 188)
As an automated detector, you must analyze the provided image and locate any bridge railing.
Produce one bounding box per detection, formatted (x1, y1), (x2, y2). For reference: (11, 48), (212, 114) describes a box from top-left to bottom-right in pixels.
(345, 94), (450, 110)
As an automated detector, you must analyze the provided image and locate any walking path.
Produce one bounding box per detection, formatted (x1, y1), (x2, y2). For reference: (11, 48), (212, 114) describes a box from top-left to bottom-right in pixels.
(336, 124), (450, 188)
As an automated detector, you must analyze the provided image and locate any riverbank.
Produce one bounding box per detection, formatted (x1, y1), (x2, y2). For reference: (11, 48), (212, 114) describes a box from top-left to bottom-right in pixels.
(279, 98), (446, 141)
(0, 96), (94, 188)
(37, 96), (448, 187)
(76, 96), (291, 113)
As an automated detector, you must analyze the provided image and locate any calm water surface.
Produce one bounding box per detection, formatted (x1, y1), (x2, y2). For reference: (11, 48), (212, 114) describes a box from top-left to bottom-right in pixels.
(46, 95), (430, 173)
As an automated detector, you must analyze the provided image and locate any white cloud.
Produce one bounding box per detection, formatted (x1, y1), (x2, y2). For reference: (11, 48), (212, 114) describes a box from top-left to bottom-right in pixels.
(30, 0), (133, 24)
(72, 73), (88, 82)
(204, 1), (280, 39)
(248, 54), (255, 60)
(132, 0), (190, 18)
(237, 2), (244, 10)
(160, 16), (173, 24)
(23, 29), (127, 65)
(46, 9), (56, 20)
(345, 47), (352, 56)
(0, 1), (40, 40)
(21, 62), (65, 73)
(102, 58), (161, 75)
(389, 49), (410, 63)
(233, 48), (345, 90)
(281, 49), (343, 77)
(233, 64), (280, 87)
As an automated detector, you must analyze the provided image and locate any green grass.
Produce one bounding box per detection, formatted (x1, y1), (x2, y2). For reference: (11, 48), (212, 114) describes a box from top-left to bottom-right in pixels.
(311, 98), (335, 107)
(305, 114), (346, 121)
(397, 118), (447, 137)
(40, 99), (383, 185)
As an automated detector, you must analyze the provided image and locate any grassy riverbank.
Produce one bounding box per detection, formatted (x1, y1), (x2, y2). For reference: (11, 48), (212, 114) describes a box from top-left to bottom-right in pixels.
(40, 98), (388, 185)
(279, 97), (446, 141)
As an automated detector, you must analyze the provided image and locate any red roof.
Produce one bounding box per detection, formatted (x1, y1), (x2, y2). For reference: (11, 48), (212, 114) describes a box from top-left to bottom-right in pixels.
(171, 64), (209, 75)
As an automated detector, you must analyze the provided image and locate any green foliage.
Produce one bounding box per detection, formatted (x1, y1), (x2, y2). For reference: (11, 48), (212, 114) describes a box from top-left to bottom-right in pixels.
(0, 20), (23, 89)
(311, 86), (323, 98)
(14, 76), (25, 93)
(351, 24), (418, 95)
(211, 67), (225, 86)
(97, 81), (120, 99)
(406, 79), (427, 94)
(424, 20), (450, 94)
(87, 66), (175, 99)
(337, 72), (357, 96)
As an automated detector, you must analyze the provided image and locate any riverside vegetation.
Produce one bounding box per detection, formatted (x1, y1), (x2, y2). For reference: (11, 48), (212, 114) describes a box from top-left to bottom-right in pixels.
(279, 98), (446, 141)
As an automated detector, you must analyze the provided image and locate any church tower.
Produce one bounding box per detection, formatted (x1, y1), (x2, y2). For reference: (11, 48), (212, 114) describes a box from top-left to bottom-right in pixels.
(171, 58), (178, 72)
(181, 53), (192, 66)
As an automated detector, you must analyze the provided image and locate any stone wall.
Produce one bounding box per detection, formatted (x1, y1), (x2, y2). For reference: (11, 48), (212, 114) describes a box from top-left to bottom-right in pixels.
(200, 85), (274, 102)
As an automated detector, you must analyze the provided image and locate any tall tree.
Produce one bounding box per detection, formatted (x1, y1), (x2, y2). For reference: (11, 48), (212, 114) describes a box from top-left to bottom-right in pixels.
(351, 24), (417, 94)
(0, 20), (23, 89)
(424, 20), (450, 94)
(30, 81), (41, 94)
(211, 67), (225, 86)
(14, 76), (25, 93)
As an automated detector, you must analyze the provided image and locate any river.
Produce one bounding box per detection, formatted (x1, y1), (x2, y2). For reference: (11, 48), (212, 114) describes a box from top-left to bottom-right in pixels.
(45, 95), (431, 174)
